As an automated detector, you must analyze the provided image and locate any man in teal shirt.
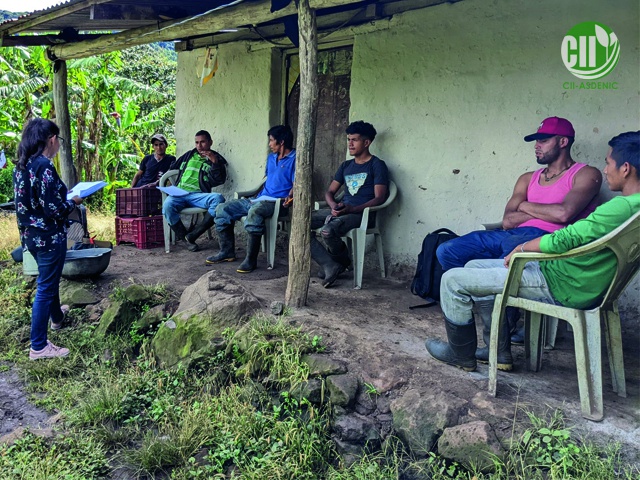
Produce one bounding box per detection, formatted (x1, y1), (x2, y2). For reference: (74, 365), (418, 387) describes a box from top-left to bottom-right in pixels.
(425, 131), (640, 373)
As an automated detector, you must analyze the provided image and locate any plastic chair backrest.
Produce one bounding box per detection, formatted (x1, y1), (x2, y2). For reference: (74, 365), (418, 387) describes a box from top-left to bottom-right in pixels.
(596, 210), (640, 309)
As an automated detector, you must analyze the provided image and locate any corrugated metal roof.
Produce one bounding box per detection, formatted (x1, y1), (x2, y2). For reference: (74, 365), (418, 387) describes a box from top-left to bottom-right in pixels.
(1, 0), (240, 33)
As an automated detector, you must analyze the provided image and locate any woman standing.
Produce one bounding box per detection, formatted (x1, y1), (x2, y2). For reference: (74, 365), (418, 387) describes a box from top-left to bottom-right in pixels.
(13, 118), (83, 360)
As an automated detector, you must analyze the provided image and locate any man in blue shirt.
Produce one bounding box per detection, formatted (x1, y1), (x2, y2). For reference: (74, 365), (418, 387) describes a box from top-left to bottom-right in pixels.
(206, 125), (296, 273)
(312, 121), (390, 287)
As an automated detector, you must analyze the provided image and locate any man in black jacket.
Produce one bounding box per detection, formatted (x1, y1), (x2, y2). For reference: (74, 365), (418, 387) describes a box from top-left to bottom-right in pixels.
(163, 130), (228, 252)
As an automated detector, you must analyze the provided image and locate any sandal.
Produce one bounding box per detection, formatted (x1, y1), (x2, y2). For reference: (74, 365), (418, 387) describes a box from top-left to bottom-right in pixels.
(51, 305), (70, 331)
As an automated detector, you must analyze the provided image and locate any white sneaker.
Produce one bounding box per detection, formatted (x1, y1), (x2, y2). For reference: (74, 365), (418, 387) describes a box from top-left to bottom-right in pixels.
(29, 340), (70, 360)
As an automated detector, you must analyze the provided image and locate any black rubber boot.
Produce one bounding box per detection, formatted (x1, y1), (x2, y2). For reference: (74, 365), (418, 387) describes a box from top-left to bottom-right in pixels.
(425, 317), (477, 372)
(310, 236), (347, 288)
(185, 213), (215, 252)
(317, 245), (351, 280)
(474, 301), (513, 371)
(237, 234), (261, 273)
(205, 227), (236, 264)
(170, 221), (188, 242)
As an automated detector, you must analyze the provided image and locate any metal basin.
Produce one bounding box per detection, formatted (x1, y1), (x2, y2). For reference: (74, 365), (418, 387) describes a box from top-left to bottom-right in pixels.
(23, 248), (112, 279)
(62, 248), (112, 279)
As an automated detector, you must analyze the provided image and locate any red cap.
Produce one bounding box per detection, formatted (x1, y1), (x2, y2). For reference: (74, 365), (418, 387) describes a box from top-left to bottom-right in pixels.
(524, 117), (575, 142)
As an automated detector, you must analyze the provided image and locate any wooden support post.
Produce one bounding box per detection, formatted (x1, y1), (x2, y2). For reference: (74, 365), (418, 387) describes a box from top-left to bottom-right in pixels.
(53, 60), (76, 187)
(285, 0), (318, 307)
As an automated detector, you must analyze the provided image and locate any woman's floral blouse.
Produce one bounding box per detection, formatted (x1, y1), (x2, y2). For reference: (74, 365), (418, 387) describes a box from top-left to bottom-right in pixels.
(13, 155), (76, 252)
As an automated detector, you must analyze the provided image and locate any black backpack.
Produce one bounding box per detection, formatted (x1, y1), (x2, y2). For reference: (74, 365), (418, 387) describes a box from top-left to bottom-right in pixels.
(410, 228), (458, 308)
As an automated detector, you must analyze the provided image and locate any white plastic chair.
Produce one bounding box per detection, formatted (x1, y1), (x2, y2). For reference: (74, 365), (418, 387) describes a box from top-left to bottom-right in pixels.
(159, 169), (213, 253)
(234, 178), (289, 270)
(314, 180), (398, 289)
(488, 210), (640, 421)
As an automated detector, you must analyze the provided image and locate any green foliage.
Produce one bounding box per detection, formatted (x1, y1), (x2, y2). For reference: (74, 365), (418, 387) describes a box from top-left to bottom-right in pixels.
(0, 166), (13, 202)
(230, 316), (323, 387)
(0, 263), (33, 359)
(0, 42), (176, 210)
(0, 272), (638, 479)
(0, 431), (109, 479)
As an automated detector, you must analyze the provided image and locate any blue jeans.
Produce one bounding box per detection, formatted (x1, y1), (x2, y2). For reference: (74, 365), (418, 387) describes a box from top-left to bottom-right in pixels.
(436, 227), (547, 271)
(30, 242), (67, 351)
(214, 198), (278, 235)
(162, 192), (225, 226)
(440, 259), (558, 325)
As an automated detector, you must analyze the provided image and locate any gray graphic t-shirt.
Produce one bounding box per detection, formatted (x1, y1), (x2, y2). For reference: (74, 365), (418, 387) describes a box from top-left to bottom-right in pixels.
(334, 156), (389, 206)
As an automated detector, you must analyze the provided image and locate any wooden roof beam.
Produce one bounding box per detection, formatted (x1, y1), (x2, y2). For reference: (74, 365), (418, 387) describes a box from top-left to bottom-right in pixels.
(1, 33), (104, 46)
(49, 0), (366, 60)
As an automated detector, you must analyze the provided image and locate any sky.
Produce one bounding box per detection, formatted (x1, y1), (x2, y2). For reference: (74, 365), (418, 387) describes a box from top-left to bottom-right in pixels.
(0, 0), (63, 14)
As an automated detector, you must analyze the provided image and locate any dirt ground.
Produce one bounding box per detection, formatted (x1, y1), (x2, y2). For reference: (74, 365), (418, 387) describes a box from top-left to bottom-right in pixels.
(3, 234), (640, 463)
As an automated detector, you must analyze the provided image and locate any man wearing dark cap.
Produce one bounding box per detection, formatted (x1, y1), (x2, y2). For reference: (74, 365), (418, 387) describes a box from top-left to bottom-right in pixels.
(425, 131), (640, 374)
(437, 117), (601, 271)
(435, 117), (601, 366)
(131, 134), (175, 188)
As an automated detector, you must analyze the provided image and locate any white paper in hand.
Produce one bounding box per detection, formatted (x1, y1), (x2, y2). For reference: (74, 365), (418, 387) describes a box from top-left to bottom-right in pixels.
(67, 181), (107, 200)
(157, 186), (189, 197)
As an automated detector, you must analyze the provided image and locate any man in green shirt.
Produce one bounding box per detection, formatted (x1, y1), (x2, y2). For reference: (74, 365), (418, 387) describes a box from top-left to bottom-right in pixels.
(163, 130), (228, 252)
(425, 131), (640, 373)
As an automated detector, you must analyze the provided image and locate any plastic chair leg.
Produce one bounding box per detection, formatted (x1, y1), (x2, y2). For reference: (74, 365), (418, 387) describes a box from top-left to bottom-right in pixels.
(265, 207), (280, 270)
(164, 219), (172, 253)
(543, 316), (559, 350)
(352, 230), (366, 289)
(572, 311), (603, 421)
(525, 311), (544, 372)
(375, 232), (386, 278)
(488, 296), (505, 396)
(603, 308), (626, 397)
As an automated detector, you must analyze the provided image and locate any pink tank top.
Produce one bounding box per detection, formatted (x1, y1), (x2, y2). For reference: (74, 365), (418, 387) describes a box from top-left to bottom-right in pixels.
(519, 162), (598, 232)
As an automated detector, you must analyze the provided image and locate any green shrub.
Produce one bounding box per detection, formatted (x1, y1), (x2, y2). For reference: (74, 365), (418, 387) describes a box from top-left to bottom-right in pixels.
(0, 166), (12, 203)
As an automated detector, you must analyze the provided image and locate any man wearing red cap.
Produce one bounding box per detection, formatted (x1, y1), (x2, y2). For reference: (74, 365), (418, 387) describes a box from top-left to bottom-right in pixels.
(425, 131), (639, 374)
(435, 117), (601, 365)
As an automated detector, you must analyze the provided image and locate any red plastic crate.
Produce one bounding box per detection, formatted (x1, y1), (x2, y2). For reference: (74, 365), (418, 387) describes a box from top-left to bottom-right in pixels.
(115, 215), (164, 249)
(116, 188), (162, 217)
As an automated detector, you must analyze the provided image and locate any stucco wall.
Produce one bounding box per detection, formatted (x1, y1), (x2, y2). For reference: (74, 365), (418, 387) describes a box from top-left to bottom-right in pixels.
(175, 42), (280, 199)
(350, 0), (639, 261)
(174, 0), (639, 312)
(350, 0), (639, 314)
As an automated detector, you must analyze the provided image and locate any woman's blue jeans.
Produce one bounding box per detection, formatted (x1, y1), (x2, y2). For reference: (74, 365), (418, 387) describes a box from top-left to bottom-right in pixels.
(29, 242), (66, 351)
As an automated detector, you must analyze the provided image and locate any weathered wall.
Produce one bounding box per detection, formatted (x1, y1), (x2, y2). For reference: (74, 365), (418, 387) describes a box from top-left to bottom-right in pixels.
(349, 0), (639, 313)
(174, 0), (639, 312)
(350, 0), (638, 259)
(175, 42), (281, 199)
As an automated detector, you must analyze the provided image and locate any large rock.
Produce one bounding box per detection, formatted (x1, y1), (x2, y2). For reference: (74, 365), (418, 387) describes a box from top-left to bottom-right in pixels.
(301, 354), (347, 377)
(133, 304), (166, 332)
(59, 280), (98, 307)
(438, 421), (505, 472)
(333, 412), (380, 445)
(327, 373), (359, 407)
(391, 389), (467, 455)
(151, 271), (261, 368)
(95, 300), (136, 336)
(123, 284), (151, 304)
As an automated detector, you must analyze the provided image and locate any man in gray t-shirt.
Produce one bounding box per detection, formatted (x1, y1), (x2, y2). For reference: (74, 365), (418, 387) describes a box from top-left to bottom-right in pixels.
(311, 121), (390, 288)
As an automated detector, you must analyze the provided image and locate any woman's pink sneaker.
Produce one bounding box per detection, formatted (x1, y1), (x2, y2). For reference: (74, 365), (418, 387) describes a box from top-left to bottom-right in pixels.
(51, 305), (70, 331)
(29, 341), (70, 360)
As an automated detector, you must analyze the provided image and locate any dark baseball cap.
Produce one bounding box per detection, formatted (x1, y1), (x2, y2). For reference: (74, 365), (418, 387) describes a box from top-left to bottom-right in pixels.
(150, 133), (168, 145)
(524, 117), (575, 142)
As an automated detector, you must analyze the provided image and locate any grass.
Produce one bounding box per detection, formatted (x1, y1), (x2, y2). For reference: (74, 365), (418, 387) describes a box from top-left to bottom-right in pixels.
(0, 257), (638, 479)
